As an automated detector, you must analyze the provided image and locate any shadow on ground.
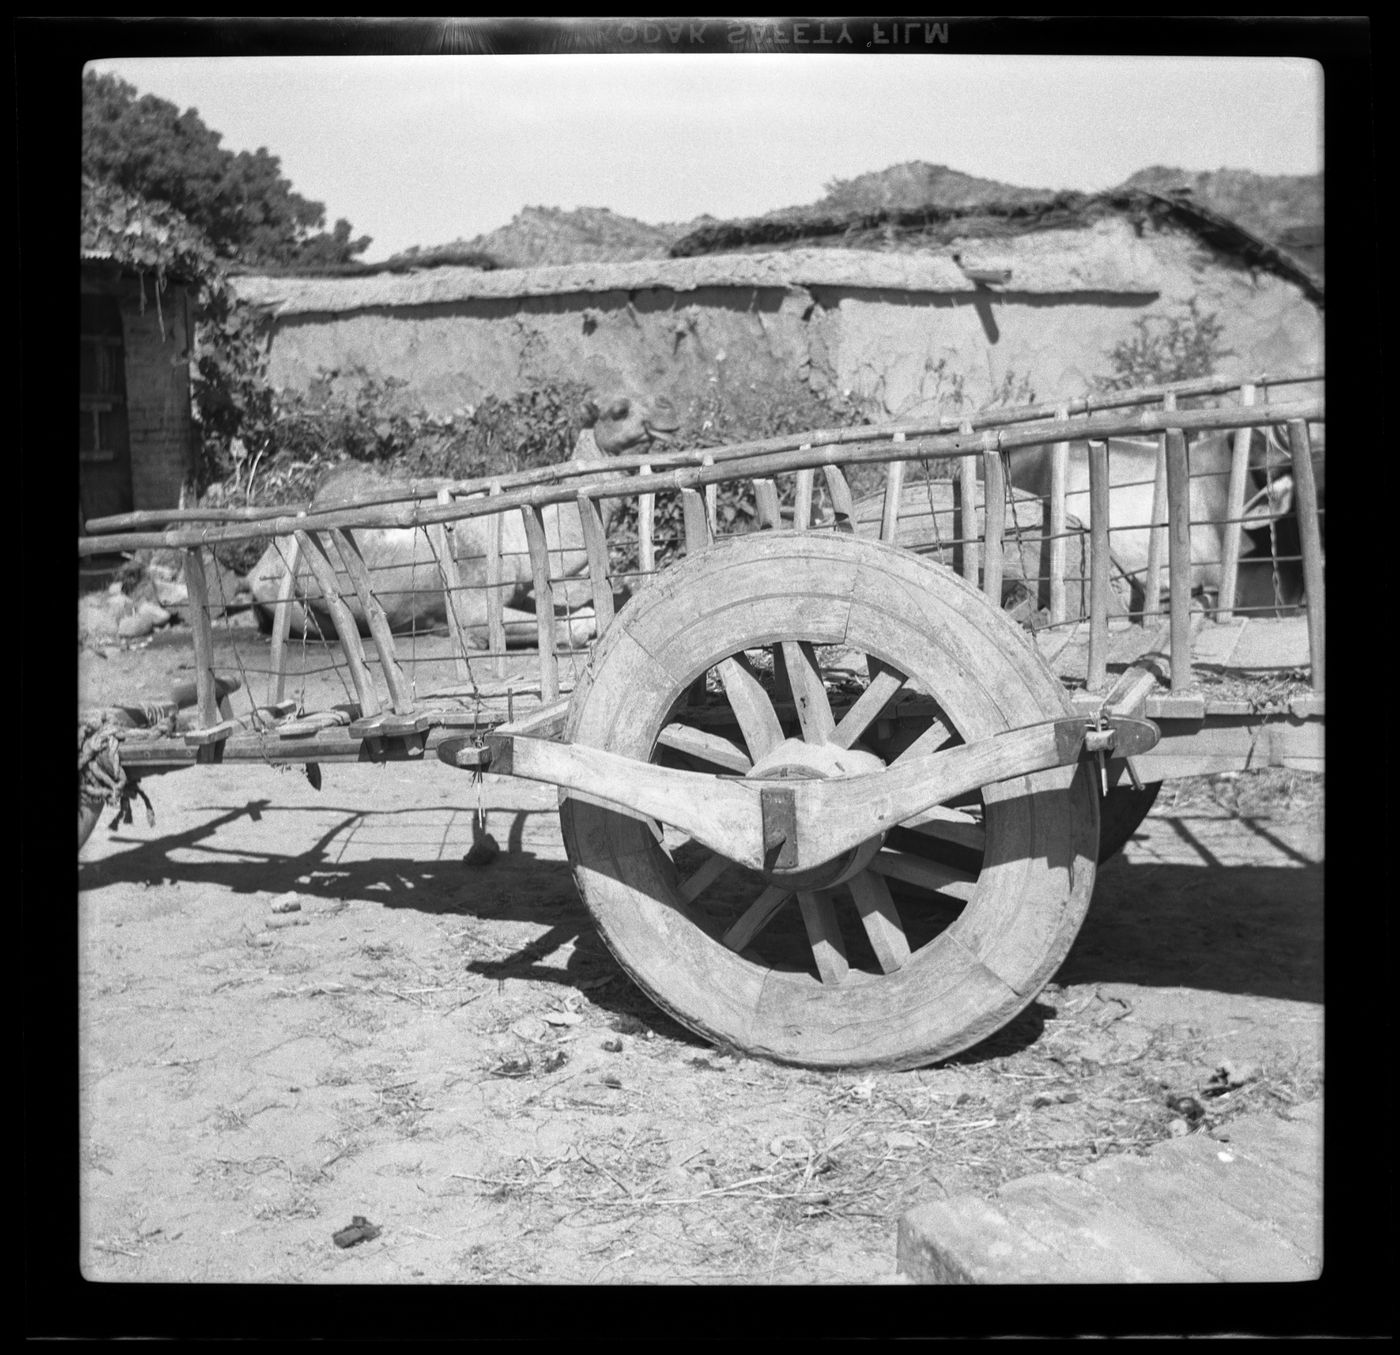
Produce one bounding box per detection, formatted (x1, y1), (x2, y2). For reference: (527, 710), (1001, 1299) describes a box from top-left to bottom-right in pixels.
(79, 797), (1322, 1048)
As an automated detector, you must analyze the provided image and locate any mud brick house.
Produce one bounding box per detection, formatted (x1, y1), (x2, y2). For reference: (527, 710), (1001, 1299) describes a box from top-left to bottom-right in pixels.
(80, 252), (196, 528)
(230, 190), (1323, 423)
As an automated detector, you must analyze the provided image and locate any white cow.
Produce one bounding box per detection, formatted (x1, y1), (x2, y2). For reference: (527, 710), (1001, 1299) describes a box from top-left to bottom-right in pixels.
(1002, 424), (1322, 611)
(249, 394), (679, 640)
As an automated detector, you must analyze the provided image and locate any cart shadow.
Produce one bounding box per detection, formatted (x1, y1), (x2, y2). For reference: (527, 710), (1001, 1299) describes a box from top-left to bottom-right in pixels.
(78, 799), (1323, 1047)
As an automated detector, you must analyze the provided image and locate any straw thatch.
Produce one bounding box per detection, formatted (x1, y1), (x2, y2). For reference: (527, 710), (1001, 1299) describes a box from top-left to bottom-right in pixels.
(668, 189), (1324, 306)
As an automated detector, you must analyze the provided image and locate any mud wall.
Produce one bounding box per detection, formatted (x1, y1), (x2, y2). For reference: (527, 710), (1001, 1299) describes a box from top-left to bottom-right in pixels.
(234, 222), (1321, 420)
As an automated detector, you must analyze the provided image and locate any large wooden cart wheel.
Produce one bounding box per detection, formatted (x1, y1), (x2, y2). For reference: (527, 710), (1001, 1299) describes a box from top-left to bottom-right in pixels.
(559, 533), (1099, 1070)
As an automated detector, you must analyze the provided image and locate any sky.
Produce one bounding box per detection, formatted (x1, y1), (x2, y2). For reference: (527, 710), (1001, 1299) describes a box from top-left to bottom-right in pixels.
(84, 48), (1324, 264)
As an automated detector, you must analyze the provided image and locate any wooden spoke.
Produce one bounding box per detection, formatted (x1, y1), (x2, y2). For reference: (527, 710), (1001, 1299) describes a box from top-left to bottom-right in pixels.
(846, 871), (911, 974)
(678, 849), (733, 905)
(658, 722), (753, 773)
(717, 654), (784, 761)
(721, 884), (792, 952)
(831, 660), (907, 749)
(781, 641), (836, 744)
(901, 805), (987, 855)
(797, 890), (849, 984)
(893, 718), (960, 765)
(869, 848), (977, 901)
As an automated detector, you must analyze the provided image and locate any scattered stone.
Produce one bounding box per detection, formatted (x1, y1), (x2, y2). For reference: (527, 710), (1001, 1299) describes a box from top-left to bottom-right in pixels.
(270, 892), (303, 914)
(332, 1215), (381, 1249)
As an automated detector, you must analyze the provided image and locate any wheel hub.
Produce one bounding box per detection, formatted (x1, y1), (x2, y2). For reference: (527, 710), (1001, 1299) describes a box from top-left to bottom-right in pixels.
(745, 738), (887, 889)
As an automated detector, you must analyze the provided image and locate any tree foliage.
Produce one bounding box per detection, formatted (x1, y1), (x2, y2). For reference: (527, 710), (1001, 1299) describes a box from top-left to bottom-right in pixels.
(82, 70), (370, 267)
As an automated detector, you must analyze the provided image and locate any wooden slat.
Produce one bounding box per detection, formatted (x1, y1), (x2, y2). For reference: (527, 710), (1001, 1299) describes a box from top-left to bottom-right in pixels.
(982, 447), (1005, 605)
(485, 482), (508, 678)
(753, 477), (781, 529)
(797, 890), (849, 984)
(432, 488), (474, 682)
(1287, 419), (1325, 692)
(1087, 439), (1111, 691)
(847, 871), (911, 974)
(1164, 429), (1194, 692)
(181, 546), (222, 761)
(1143, 390), (1176, 618)
(701, 455), (718, 536)
(519, 505), (560, 703)
(1048, 411), (1068, 624)
(266, 525), (303, 707)
(637, 462), (656, 584)
(880, 452), (906, 544)
(1189, 617), (1249, 671)
(958, 423), (978, 584)
(325, 526), (415, 713)
(823, 462), (855, 529)
(292, 529), (382, 719)
(793, 463), (815, 532)
(681, 486), (711, 554)
(575, 489), (615, 636)
(1215, 384), (1255, 620)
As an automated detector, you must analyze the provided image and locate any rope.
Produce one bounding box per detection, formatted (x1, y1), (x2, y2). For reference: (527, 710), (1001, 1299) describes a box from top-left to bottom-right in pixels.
(78, 711), (156, 830)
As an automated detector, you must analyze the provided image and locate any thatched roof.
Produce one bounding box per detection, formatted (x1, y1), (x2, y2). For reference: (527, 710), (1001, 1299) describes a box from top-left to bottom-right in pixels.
(669, 189), (1324, 305)
(229, 188), (1323, 317)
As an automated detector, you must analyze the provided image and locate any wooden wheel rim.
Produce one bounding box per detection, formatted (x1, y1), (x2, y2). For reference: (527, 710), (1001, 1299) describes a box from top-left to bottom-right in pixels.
(560, 533), (1098, 1070)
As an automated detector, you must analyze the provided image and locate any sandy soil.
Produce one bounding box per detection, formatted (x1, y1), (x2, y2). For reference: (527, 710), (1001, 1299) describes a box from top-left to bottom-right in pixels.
(76, 625), (1323, 1285)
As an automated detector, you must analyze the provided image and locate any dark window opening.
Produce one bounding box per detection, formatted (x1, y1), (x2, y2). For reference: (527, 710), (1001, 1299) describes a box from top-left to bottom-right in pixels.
(80, 293), (128, 463)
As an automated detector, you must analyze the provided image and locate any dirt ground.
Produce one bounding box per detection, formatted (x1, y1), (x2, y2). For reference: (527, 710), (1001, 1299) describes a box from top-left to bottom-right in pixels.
(76, 623), (1323, 1286)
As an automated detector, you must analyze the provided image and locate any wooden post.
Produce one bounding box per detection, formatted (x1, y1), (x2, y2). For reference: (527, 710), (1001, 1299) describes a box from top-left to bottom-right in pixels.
(637, 463), (656, 586)
(1143, 390), (1174, 618)
(520, 505), (560, 702)
(1286, 418), (1325, 692)
(432, 487), (473, 682)
(701, 455), (718, 537)
(267, 520), (304, 706)
(958, 422), (979, 585)
(1216, 384), (1255, 621)
(981, 442), (1005, 606)
(292, 529), (382, 717)
(753, 477), (781, 529)
(1048, 412), (1068, 625)
(793, 462), (815, 532)
(576, 489), (615, 636)
(485, 481), (508, 678)
(681, 487), (712, 553)
(1086, 440), (1111, 692)
(182, 546), (223, 761)
(1163, 429), (1194, 692)
(325, 527), (415, 713)
(880, 438), (906, 544)
(822, 461), (855, 530)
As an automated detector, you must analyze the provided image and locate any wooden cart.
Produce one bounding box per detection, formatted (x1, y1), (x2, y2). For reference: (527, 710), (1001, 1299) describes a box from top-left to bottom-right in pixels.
(77, 371), (1324, 1071)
